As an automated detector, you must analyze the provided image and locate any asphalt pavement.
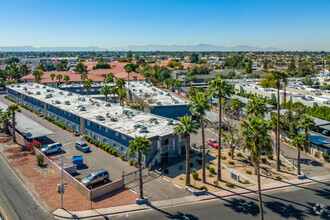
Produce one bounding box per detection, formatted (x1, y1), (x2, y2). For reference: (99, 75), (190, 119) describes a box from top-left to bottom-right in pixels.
(110, 181), (330, 220)
(0, 153), (53, 220)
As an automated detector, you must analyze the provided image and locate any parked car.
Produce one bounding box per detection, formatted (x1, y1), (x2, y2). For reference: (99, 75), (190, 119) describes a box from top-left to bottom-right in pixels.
(81, 169), (109, 188)
(75, 141), (90, 153)
(41, 142), (62, 155)
(207, 138), (219, 148)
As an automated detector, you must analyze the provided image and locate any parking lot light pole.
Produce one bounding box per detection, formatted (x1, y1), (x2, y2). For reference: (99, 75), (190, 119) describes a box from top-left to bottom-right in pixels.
(61, 148), (64, 209)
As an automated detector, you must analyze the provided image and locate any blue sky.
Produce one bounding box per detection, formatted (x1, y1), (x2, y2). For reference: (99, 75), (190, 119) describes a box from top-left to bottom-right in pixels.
(0, 0), (329, 51)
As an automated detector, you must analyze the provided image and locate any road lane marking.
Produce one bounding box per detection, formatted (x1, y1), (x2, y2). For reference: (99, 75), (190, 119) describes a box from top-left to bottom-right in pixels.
(0, 204), (8, 220)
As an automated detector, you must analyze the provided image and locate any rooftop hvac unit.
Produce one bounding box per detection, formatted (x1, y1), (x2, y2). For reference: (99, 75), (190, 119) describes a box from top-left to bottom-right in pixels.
(45, 94), (51, 99)
(46, 89), (50, 92)
(167, 119), (174, 125)
(133, 89), (137, 92)
(17, 85), (21, 88)
(152, 88), (157, 92)
(111, 117), (117, 122)
(36, 92), (41, 95)
(173, 99), (179, 104)
(59, 92), (64, 95)
(165, 93), (171, 96)
(96, 103), (100, 106)
(104, 103), (111, 107)
(131, 85), (135, 87)
(79, 106), (86, 111)
(42, 86), (46, 89)
(158, 91), (163, 95)
(81, 97), (85, 101)
(27, 91), (33, 95)
(148, 99), (154, 104)
(67, 93), (73, 96)
(134, 124), (142, 129)
(156, 102), (162, 105)
(139, 126), (148, 133)
(23, 87), (27, 91)
(36, 85), (39, 88)
(96, 115), (105, 121)
(65, 101), (70, 105)
(50, 90), (54, 92)
(139, 89), (143, 93)
(55, 100), (61, 104)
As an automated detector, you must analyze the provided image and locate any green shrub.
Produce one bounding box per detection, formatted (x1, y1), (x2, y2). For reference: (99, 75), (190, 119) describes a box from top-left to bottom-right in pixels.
(190, 162), (193, 168)
(164, 169), (169, 174)
(249, 161), (253, 166)
(208, 173), (213, 177)
(267, 154), (273, 160)
(133, 161), (139, 168)
(221, 156), (227, 160)
(36, 155), (44, 166)
(191, 168), (197, 173)
(112, 150), (117, 156)
(205, 163), (210, 170)
(200, 186), (208, 191)
(228, 152), (232, 156)
(178, 165), (183, 170)
(261, 158), (267, 164)
(120, 154), (126, 161)
(275, 176), (282, 180)
(105, 146), (110, 152)
(314, 152), (319, 158)
(209, 167), (215, 174)
(229, 161), (235, 165)
(244, 180), (250, 184)
(192, 171), (199, 180)
(226, 182), (234, 188)
(128, 159), (134, 166)
(237, 152), (242, 157)
(322, 152), (329, 161)
(246, 171), (252, 175)
(213, 181), (219, 187)
(108, 147), (113, 153)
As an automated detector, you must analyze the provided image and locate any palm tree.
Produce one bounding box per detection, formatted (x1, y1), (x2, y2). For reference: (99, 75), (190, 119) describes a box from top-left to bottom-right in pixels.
(116, 78), (126, 89)
(189, 93), (210, 183)
(292, 134), (307, 175)
(174, 116), (198, 186)
(169, 79), (175, 91)
(32, 69), (44, 83)
(270, 71), (288, 172)
(143, 71), (151, 83)
(105, 73), (114, 84)
(83, 78), (93, 97)
(50, 73), (56, 85)
(174, 80), (182, 94)
(81, 72), (88, 82)
(128, 136), (152, 199)
(164, 78), (171, 89)
(124, 65), (133, 89)
(268, 116), (283, 157)
(245, 97), (267, 118)
(7, 104), (21, 143)
(229, 98), (244, 121)
(297, 114), (315, 144)
(208, 77), (233, 181)
(63, 75), (70, 90)
(0, 111), (11, 134)
(56, 74), (63, 87)
(241, 116), (273, 220)
(101, 85), (111, 101)
(188, 87), (197, 97)
(110, 86), (119, 103)
(118, 88), (127, 106)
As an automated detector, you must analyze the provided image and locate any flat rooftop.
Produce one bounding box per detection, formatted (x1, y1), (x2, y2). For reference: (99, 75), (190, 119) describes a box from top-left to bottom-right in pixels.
(0, 101), (54, 139)
(8, 83), (177, 138)
(127, 81), (189, 106)
(59, 82), (115, 89)
(238, 83), (297, 95)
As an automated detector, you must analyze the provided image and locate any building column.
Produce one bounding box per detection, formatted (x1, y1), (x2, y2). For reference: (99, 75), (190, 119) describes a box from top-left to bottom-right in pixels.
(80, 118), (85, 135)
(43, 103), (47, 116)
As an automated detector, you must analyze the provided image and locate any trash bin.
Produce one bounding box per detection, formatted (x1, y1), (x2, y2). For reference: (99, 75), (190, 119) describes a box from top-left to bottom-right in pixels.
(72, 156), (83, 168)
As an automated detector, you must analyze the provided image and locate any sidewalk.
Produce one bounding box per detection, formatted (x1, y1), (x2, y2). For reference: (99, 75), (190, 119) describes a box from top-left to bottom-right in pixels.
(53, 174), (330, 219)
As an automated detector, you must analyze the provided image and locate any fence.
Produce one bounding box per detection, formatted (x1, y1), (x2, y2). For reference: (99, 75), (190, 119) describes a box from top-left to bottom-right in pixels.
(33, 147), (124, 200)
(122, 168), (149, 186)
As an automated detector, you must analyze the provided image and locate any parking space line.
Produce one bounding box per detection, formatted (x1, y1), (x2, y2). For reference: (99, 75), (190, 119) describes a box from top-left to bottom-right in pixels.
(0, 205), (8, 220)
(62, 141), (77, 146)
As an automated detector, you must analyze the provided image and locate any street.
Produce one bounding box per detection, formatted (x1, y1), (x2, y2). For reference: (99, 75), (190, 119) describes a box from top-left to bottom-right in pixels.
(110, 181), (329, 220)
(0, 153), (53, 220)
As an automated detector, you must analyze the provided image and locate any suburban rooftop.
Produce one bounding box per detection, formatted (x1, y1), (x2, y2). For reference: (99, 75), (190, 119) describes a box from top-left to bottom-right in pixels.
(127, 81), (189, 106)
(9, 83), (178, 138)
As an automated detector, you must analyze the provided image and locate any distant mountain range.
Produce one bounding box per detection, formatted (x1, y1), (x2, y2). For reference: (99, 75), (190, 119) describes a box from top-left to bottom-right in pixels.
(0, 44), (283, 52)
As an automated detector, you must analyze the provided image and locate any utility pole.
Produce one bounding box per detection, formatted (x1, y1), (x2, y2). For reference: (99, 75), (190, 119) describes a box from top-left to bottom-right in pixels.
(61, 148), (64, 209)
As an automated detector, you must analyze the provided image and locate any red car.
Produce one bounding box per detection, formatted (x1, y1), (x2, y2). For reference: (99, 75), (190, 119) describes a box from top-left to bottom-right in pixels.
(207, 139), (219, 148)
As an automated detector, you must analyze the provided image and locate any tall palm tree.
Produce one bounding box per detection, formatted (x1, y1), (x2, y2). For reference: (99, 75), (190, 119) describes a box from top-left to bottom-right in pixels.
(188, 87), (197, 97)
(143, 71), (151, 83)
(81, 72), (88, 82)
(56, 74), (63, 88)
(0, 111), (11, 134)
(297, 114), (315, 144)
(174, 116), (198, 186)
(118, 88), (127, 106)
(128, 136), (152, 199)
(63, 75), (70, 90)
(245, 97), (267, 118)
(270, 71), (288, 171)
(110, 86), (119, 103)
(174, 80), (182, 94)
(7, 104), (21, 143)
(169, 79), (175, 91)
(164, 78), (171, 89)
(101, 85), (111, 101)
(50, 73), (56, 85)
(124, 65), (133, 89)
(268, 116), (283, 157)
(189, 93), (210, 183)
(229, 98), (244, 121)
(208, 77), (233, 181)
(32, 69), (44, 83)
(83, 78), (93, 97)
(292, 134), (308, 175)
(241, 116), (273, 220)
(116, 78), (126, 89)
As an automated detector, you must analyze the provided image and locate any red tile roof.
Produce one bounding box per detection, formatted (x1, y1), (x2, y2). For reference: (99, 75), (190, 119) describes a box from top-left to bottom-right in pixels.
(22, 71), (105, 83)
(114, 72), (145, 81)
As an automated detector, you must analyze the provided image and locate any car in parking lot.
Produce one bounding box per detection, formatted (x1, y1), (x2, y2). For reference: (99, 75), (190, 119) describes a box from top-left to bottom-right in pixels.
(81, 169), (109, 189)
(41, 142), (63, 155)
(75, 141), (90, 153)
(207, 138), (219, 148)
